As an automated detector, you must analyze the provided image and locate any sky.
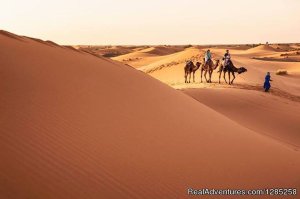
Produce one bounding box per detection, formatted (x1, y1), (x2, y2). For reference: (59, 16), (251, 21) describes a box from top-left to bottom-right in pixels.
(1, 0), (300, 45)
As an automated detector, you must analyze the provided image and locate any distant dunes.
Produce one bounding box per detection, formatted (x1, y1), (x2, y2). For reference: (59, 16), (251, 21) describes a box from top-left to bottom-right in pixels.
(246, 44), (278, 53)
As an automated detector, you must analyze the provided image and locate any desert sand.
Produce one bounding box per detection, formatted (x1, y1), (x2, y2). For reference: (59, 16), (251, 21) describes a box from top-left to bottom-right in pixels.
(183, 88), (300, 148)
(112, 43), (300, 146)
(109, 44), (300, 96)
(1, 30), (300, 199)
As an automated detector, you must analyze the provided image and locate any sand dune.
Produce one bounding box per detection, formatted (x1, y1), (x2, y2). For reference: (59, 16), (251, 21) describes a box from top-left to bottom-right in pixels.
(247, 44), (277, 52)
(138, 46), (185, 56)
(0, 30), (24, 41)
(270, 44), (300, 52)
(112, 46), (187, 68)
(244, 45), (278, 56)
(183, 88), (300, 148)
(78, 45), (140, 58)
(253, 50), (300, 62)
(214, 45), (253, 51)
(1, 31), (300, 199)
(112, 50), (156, 60)
(112, 51), (162, 68)
(290, 44), (300, 50)
(139, 47), (205, 73)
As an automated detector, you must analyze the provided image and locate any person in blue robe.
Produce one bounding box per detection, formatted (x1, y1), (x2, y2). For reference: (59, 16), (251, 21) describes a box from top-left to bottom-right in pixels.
(264, 72), (272, 92)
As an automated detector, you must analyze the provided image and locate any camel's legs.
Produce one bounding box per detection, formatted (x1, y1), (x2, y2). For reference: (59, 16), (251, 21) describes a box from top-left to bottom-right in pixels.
(231, 72), (236, 84)
(184, 71), (187, 83)
(219, 66), (224, 84)
(200, 69), (203, 83)
(228, 72), (231, 85)
(209, 70), (213, 83)
(204, 70), (209, 83)
(223, 71), (228, 84)
(188, 73), (191, 83)
(193, 72), (195, 82)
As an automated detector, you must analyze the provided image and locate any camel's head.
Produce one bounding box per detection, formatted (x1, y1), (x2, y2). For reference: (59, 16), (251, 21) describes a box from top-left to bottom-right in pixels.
(238, 67), (247, 74)
(196, 62), (201, 67)
(215, 59), (220, 65)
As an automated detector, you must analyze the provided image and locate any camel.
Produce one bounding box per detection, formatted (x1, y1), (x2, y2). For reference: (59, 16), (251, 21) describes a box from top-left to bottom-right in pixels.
(184, 61), (201, 83)
(218, 60), (247, 84)
(200, 58), (220, 83)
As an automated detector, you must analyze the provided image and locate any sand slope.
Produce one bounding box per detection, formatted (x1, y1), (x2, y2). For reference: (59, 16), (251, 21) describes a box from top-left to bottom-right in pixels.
(112, 46), (187, 68)
(139, 47), (205, 73)
(246, 45), (277, 53)
(112, 50), (161, 68)
(138, 46), (185, 55)
(1, 31), (300, 199)
(183, 88), (300, 148)
(78, 45), (140, 58)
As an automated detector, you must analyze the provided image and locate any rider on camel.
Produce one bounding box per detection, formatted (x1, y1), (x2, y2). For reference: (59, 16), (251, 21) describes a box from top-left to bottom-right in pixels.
(205, 49), (212, 64)
(223, 49), (231, 68)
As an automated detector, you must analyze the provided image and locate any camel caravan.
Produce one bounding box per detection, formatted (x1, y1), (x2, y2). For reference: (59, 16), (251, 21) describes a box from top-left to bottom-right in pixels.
(184, 49), (247, 84)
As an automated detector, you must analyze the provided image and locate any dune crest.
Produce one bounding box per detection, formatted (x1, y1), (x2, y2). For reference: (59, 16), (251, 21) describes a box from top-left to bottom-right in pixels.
(138, 46), (185, 56)
(246, 44), (278, 53)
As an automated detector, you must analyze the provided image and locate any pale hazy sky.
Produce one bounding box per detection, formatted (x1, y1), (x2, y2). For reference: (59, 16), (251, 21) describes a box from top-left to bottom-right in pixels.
(1, 0), (300, 45)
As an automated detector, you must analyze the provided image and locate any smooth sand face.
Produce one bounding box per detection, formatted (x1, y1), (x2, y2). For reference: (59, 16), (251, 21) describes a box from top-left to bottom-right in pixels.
(183, 88), (300, 148)
(1, 31), (300, 198)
